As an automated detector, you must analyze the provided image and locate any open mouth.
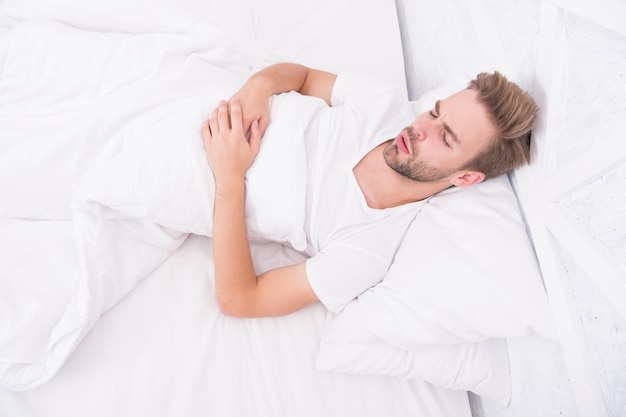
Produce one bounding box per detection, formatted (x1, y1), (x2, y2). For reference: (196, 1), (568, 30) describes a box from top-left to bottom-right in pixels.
(396, 132), (410, 154)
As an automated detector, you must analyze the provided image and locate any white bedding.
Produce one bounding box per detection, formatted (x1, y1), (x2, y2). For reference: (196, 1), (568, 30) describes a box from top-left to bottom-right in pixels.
(0, 0), (554, 415)
(0, 0), (476, 416)
(1, 18), (255, 388)
(1, 226), (471, 416)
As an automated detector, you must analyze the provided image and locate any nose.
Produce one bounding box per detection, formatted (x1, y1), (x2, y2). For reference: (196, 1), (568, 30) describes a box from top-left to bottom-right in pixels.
(413, 117), (441, 142)
(410, 121), (430, 142)
(416, 126), (427, 141)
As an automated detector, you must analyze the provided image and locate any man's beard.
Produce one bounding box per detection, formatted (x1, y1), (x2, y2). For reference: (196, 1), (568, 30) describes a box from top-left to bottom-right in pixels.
(383, 127), (458, 183)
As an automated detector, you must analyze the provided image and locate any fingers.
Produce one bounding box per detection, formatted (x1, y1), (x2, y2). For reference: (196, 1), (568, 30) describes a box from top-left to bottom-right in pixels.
(202, 98), (258, 145)
(217, 101), (230, 131)
(258, 116), (269, 137)
(201, 116), (211, 139)
(228, 100), (244, 135)
(248, 119), (262, 153)
(207, 100), (245, 135)
(206, 107), (218, 138)
(240, 115), (268, 140)
(241, 118), (252, 137)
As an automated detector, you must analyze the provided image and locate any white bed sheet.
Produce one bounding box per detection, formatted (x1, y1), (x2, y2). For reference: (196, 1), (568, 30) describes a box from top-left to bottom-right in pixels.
(0, 0), (472, 415)
(1, 222), (470, 416)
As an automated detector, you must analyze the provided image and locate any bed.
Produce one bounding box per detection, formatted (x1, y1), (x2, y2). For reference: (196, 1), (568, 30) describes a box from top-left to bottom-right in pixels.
(0, 0), (555, 416)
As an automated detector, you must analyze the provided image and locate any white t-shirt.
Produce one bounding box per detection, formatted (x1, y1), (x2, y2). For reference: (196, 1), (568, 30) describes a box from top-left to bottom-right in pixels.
(304, 73), (427, 313)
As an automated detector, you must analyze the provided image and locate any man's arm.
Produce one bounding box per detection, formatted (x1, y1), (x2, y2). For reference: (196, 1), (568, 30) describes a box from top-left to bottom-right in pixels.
(230, 63), (337, 136)
(202, 100), (319, 317)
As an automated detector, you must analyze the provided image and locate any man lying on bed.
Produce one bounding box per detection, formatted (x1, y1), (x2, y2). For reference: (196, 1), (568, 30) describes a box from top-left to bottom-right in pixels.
(201, 63), (537, 318)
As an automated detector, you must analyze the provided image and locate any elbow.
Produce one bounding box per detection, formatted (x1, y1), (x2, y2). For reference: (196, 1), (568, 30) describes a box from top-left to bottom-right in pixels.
(217, 295), (256, 318)
(217, 297), (243, 317)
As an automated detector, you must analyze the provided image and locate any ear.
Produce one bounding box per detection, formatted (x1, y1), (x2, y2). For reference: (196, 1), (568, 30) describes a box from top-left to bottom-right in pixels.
(450, 170), (485, 187)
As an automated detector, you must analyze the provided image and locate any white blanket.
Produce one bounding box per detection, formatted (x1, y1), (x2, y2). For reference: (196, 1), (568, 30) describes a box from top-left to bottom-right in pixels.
(0, 20), (324, 390)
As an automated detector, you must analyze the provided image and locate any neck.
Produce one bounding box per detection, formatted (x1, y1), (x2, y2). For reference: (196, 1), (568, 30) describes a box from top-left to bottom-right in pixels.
(353, 141), (452, 210)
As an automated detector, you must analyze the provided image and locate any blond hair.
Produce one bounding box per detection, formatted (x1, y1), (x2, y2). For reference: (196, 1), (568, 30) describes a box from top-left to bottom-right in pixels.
(463, 71), (539, 179)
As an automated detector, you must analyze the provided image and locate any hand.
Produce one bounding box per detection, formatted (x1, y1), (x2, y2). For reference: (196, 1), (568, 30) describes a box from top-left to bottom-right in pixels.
(229, 78), (271, 138)
(201, 100), (262, 183)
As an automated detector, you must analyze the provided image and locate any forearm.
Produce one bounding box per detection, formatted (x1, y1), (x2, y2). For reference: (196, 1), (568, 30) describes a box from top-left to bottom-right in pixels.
(202, 100), (262, 315)
(240, 63), (335, 106)
(246, 63), (309, 95)
(212, 178), (258, 314)
(202, 79), (324, 318)
(212, 181), (318, 318)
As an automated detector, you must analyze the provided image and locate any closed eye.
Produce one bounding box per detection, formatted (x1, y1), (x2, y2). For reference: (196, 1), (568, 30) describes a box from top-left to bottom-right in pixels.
(430, 108), (450, 147)
(434, 100), (460, 148)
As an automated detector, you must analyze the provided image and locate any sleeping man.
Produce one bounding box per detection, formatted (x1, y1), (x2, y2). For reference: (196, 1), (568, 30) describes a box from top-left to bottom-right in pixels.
(201, 63), (538, 318)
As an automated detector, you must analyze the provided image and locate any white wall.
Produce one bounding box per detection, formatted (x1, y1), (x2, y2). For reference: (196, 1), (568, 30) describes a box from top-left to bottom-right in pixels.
(394, 1), (626, 416)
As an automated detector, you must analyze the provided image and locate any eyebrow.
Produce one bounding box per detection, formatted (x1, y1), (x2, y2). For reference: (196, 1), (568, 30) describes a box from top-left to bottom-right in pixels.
(435, 100), (461, 145)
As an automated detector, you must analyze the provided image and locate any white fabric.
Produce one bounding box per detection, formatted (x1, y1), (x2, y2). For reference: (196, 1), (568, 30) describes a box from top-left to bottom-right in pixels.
(0, 11), (15, 36)
(245, 0), (407, 92)
(0, 20), (315, 249)
(318, 336), (512, 406)
(0, 220), (78, 364)
(76, 90), (324, 251)
(0, 20), (251, 220)
(0, 19), (320, 390)
(317, 172), (554, 405)
(0, 229), (472, 417)
(305, 73), (425, 313)
(1, 0), (256, 40)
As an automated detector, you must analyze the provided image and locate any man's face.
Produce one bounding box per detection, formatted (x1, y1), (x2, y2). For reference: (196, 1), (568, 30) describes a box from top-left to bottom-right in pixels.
(383, 89), (497, 183)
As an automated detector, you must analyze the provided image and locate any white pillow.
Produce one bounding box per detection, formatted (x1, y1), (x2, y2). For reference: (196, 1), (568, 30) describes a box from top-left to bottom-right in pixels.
(335, 174), (555, 344)
(318, 174), (554, 402)
(1, 0), (255, 40)
(317, 337), (512, 406)
(317, 82), (555, 402)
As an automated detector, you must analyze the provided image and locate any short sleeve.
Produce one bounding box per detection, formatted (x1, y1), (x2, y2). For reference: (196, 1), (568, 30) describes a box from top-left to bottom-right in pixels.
(306, 243), (390, 313)
(305, 206), (421, 313)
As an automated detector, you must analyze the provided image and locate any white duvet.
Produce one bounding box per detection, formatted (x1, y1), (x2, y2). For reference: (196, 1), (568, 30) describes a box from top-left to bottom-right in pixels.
(0, 20), (323, 390)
